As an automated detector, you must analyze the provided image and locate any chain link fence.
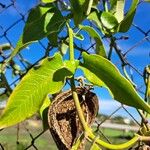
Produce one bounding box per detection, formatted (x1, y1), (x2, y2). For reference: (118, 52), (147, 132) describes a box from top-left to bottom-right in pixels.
(0, 0), (150, 149)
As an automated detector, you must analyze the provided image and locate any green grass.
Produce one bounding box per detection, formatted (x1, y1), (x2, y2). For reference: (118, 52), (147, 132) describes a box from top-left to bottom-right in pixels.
(0, 121), (57, 150)
(101, 128), (133, 137)
(0, 121), (134, 150)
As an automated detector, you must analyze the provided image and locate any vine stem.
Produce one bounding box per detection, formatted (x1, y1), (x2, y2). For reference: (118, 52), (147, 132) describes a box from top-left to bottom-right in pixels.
(67, 23), (74, 61)
(70, 78), (91, 132)
(67, 22), (90, 132)
(70, 76), (141, 149)
(67, 22), (142, 150)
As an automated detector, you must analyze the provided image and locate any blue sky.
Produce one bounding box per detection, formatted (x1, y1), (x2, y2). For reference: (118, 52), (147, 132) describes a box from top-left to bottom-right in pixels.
(0, 0), (150, 121)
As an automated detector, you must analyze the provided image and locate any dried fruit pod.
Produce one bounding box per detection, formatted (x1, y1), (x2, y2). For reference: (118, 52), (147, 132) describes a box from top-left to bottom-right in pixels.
(48, 87), (99, 150)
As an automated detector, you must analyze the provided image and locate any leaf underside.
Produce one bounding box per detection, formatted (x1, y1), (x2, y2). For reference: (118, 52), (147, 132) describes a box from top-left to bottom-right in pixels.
(0, 53), (69, 129)
(81, 52), (150, 114)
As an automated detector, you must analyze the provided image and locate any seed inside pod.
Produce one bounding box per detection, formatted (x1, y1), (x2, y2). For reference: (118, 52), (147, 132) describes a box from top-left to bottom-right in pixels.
(48, 87), (99, 150)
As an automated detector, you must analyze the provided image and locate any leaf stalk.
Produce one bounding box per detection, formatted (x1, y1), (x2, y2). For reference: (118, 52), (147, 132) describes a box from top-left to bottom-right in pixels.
(67, 23), (74, 61)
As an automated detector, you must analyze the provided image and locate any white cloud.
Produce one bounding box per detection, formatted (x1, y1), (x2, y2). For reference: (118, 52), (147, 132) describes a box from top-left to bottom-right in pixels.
(99, 99), (141, 120)
(99, 99), (121, 113)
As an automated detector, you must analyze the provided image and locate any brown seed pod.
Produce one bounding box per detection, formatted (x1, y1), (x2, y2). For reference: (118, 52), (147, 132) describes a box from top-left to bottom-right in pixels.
(48, 87), (99, 150)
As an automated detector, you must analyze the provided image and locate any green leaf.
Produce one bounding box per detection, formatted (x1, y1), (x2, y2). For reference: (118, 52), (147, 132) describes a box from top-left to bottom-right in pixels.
(47, 32), (58, 47)
(64, 60), (79, 74)
(42, 0), (56, 3)
(81, 52), (150, 113)
(26, 4), (52, 23)
(53, 67), (73, 81)
(87, 10), (109, 35)
(70, 0), (84, 26)
(59, 41), (69, 55)
(7, 4), (65, 62)
(23, 4), (65, 43)
(118, 0), (139, 32)
(93, 0), (99, 6)
(79, 65), (113, 97)
(0, 53), (68, 129)
(79, 25), (107, 57)
(114, 0), (125, 23)
(88, 10), (102, 30)
(79, 65), (105, 87)
(110, 0), (117, 13)
(100, 12), (118, 30)
(40, 95), (51, 130)
(70, 0), (89, 26)
(53, 60), (79, 80)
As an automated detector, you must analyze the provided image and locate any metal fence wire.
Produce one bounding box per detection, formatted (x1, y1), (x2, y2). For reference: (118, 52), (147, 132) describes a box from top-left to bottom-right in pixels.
(0, 0), (150, 150)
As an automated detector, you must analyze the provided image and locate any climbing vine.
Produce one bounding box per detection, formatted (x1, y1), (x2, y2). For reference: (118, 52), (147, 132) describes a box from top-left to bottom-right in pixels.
(0, 0), (150, 149)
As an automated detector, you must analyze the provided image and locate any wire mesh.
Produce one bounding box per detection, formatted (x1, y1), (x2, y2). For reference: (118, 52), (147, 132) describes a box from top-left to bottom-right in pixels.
(0, 0), (150, 149)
